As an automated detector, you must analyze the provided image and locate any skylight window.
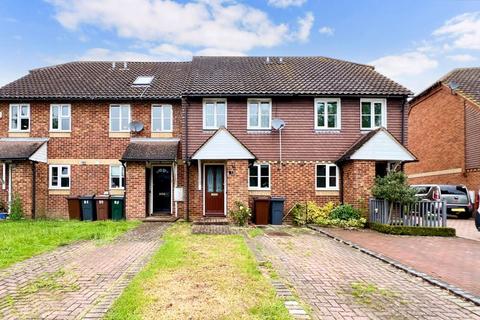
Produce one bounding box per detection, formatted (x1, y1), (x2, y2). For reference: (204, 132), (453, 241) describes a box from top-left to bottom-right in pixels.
(133, 76), (154, 86)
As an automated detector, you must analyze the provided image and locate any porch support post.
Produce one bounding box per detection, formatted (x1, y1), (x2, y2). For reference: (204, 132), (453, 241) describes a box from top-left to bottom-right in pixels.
(197, 159), (202, 190)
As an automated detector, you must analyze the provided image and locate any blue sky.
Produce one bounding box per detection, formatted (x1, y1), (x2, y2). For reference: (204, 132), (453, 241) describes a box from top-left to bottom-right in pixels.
(0, 0), (479, 93)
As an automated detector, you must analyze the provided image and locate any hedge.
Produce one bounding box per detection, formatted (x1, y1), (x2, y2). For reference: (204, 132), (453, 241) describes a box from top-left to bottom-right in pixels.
(369, 223), (456, 237)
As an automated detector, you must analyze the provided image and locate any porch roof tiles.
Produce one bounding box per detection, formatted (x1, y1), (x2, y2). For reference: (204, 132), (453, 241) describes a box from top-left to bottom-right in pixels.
(0, 140), (45, 161)
(121, 139), (179, 162)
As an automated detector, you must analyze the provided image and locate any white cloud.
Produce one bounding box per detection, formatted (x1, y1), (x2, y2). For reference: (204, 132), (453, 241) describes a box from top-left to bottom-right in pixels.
(447, 54), (477, 62)
(370, 52), (438, 78)
(433, 12), (480, 50)
(79, 48), (160, 61)
(150, 44), (192, 60)
(47, 0), (290, 54)
(267, 0), (306, 8)
(196, 48), (245, 56)
(295, 12), (314, 42)
(318, 26), (334, 36)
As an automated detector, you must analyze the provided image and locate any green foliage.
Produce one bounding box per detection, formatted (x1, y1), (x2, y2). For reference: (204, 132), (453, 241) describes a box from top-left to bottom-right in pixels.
(369, 223), (456, 237)
(330, 204), (361, 220)
(292, 201), (366, 229)
(9, 193), (24, 221)
(0, 199), (8, 213)
(229, 201), (252, 226)
(372, 171), (417, 205)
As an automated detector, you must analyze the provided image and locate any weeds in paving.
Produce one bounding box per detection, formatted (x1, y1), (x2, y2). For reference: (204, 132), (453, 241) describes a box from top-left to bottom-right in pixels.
(247, 227), (265, 238)
(19, 269), (79, 295)
(345, 281), (407, 312)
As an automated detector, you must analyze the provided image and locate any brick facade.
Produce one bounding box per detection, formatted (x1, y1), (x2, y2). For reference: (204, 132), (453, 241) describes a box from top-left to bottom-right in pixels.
(125, 162), (146, 219)
(342, 160), (376, 215)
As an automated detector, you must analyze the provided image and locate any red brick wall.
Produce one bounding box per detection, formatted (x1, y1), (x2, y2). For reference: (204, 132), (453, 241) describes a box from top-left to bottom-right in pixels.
(226, 160), (249, 219)
(11, 162), (33, 217)
(125, 162), (146, 219)
(342, 160), (376, 214)
(406, 85), (465, 176)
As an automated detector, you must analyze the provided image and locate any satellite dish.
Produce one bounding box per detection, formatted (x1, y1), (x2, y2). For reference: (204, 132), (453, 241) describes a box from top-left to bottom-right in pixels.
(272, 119), (285, 130)
(448, 81), (459, 91)
(129, 120), (144, 133)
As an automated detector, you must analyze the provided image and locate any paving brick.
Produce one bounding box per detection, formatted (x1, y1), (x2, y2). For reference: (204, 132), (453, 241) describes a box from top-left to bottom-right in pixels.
(0, 223), (169, 319)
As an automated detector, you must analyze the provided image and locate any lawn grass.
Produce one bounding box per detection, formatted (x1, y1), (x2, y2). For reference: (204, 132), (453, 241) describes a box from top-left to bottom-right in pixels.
(0, 220), (140, 269)
(106, 223), (292, 320)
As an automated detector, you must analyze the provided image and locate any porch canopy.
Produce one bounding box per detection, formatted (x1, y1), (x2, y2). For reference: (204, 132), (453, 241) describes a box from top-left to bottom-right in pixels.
(337, 128), (416, 163)
(0, 139), (47, 163)
(191, 128), (255, 160)
(121, 139), (179, 162)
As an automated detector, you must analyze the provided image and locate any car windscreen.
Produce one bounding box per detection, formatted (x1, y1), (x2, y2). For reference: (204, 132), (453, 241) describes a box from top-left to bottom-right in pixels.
(439, 186), (468, 195)
(413, 186), (431, 194)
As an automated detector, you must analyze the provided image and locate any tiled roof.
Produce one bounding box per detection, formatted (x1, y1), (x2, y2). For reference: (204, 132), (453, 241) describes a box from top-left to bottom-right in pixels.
(121, 139), (179, 161)
(411, 68), (480, 106)
(0, 141), (45, 161)
(0, 56), (413, 100)
(0, 61), (190, 100)
(186, 56), (412, 96)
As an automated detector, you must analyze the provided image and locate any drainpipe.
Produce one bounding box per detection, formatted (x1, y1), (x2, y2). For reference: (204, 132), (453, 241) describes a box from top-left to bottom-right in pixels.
(400, 97), (407, 172)
(182, 97), (190, 222)
(463, 99), (467, 177)
(31, 161), (36, 219)
(8, 164), (12, 213)
(121, 161), (127, 217)
(339, 165), (344, 204)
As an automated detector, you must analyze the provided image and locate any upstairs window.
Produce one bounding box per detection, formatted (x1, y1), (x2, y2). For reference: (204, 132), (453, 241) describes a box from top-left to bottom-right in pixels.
(49, 165), (70, 189)
(110, 104), (131, 132)
(110, 165), (125, 189)
(10, 104), (30, 131)
(50, 104), (71, 131)
(361, 98), (386, 130)
(249, 163), (270, 190)
(203, 99), (226, 129)
(316, 164), (338, 190)
(315, 98), (341, 130)
(152, 105), (173, 132)
(248, 99), (271, 130)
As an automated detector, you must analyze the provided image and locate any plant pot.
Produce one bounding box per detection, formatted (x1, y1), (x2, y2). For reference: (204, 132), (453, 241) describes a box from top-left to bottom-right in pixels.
(0, 212), (8, 220)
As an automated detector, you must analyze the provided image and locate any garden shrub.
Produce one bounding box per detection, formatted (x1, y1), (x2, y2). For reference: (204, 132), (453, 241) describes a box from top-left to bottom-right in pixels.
(369, 223), (455, 237)
(9, 193), (24, 221)
(0, 199), (8, 213)
(330, 204), (361, 220)
(229, 201), (251, 226)
(291, 201), (366, 229)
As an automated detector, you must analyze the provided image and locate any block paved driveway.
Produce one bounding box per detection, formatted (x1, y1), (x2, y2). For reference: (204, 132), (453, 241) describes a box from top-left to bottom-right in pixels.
(447, 218), (480, 241)
(254, 229), (480, 320)
(0, 223), (169, 320)
(324, 227), (480, 297)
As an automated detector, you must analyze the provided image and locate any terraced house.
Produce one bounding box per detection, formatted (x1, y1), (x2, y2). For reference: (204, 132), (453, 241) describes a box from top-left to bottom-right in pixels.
(0, 56), (416, 221)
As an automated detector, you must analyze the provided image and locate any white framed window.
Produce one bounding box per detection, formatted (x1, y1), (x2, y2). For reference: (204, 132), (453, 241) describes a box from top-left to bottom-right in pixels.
(315, 98), (341, 130)
(316, 164), (339, 190)
(50, 104), (71, 131)
(203, 99), (227, 130)
(360, 98), (387, 130)
(248, 98), (272, 130)
(152, 104), (173, 132)
(9, 104), (30, 132)
(109, 104), (131, 132)
(249, 163), (270, 190)
(49, 165), (70, 189)
(109, 165), (125, 189)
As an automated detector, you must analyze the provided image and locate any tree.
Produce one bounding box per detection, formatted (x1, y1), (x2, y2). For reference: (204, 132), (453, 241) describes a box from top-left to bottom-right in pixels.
(371, 171), (417, 222)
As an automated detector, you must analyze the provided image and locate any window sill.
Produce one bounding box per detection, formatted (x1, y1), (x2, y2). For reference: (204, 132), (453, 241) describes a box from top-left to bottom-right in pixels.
(109, 189), (125, 195)
(315, 189), (340, 196)
(151, 132), (173, 138)
(314, 129), (341, 134)
(247, 130), (271, 134)
(49, 131), (71, 138)
(49, 189), (70, 195)
(8, 131), (30, 138)
(109, 132), (131, 138)
(248, 189), (271, 196)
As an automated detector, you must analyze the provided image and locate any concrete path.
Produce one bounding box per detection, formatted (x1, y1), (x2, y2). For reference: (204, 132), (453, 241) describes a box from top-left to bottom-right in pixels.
(0, 223), (169, 320)
(253, 228), (480, 320)
(323, 227), (480, 297)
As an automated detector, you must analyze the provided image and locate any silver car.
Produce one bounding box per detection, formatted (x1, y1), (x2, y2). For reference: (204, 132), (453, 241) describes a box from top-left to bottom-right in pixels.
(411, 184), (473, 219)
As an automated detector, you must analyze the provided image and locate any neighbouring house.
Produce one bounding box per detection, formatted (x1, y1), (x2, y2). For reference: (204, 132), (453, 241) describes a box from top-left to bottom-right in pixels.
(406, 68), (480, 193)
(0, 56), (415, 221)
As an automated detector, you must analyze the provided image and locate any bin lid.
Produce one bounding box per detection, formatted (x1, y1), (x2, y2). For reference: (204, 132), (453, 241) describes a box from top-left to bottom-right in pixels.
(110, 196), (125, 200)
(271, 196), (285, 201)
(253, 196), (271, 200)
(94, 195), (110, 200)
(79, 195), (95, 199)
(65, 196), (80, 200)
